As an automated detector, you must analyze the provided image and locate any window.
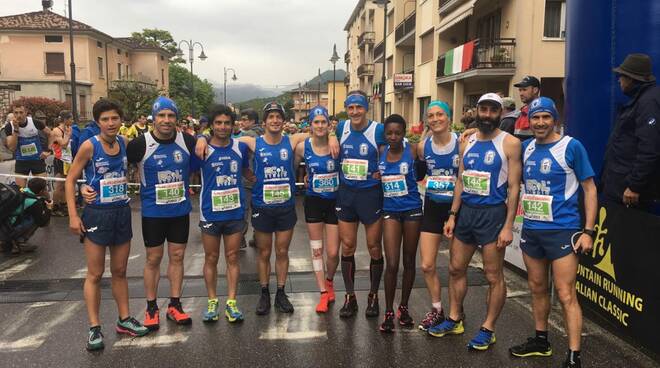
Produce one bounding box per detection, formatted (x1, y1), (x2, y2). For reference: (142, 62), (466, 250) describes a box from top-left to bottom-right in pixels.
(96, 41), (102, 48)
(125, 65), (129, 78)
(45, 35), (62, 43)
(161, 69), (165, 86)
(387, 12), (394, 34)
(419, 97), (431, 122)
(420, 31), (434, 63)
(544, 0), (566, 38)
(160, 55), (165, 61)
(79, 95), (87, 119)
(45, 52), (65, 74)
(476, 9), (502, 42)
(117, 63), (122, 79)
(125, 52), (128, 57)
(117, 48), (121, 55)
(386, 56), (393, 79)
(98, 57), (104, 78)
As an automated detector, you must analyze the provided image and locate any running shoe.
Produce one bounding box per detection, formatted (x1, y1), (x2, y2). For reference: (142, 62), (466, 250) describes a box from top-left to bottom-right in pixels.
(325, 279), (335, 303)
(166, 304), (192, 325)
(397, 305), (414, 327)
(365, 293), (379, 318)
(339, 294), (358, 318)
(379, 311), (395, 333)
(316, 292), (330, 313)
(428, 318), (464, 337)
(274, 289), (294, 313)
(562, 353), (581, 368)
(509, 337), (552, 357)
(86, 326), (104, 351)
(202, 298), (220, 323)
(418, 308), (445, 331)
(467, 328), (496, 351)
(143, 308), (160, 331)
(255, 290), (271, 315)
(116, 316), (149, 337)
(225, 300), (244, 322)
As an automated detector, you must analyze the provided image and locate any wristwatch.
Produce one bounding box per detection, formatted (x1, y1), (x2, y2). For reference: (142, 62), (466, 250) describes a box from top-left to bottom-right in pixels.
(582, 228), (596, 238)
(448, 210), (458, 217)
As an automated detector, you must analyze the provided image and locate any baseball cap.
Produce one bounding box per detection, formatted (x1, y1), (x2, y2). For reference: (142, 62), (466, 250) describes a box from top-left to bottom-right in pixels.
(262, 102), (285, 119)
(514, 76), (541, 88)
(477, 93), (503, 108)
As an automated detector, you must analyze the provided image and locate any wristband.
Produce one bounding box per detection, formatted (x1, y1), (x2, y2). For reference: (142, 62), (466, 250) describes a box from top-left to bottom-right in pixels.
(582, 228), (596, 238)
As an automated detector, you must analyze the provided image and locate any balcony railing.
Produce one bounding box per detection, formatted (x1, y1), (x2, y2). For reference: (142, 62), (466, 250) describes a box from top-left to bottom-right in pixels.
(436, 38), (516, 77)
(374, 41), (384, 61)
(439, 0), (467, 15)
(357, 63), (375, 76)
(344, 51), (350, 64)
(358, 31), (375, 48)
(395, 12), (416, 44)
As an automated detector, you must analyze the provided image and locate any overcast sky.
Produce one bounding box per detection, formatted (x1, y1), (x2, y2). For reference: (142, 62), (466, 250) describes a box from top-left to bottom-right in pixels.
(2, 0), (357, 87)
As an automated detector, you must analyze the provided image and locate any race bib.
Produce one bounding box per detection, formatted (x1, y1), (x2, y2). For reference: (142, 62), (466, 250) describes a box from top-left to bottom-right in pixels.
(312, 172), (339, 193)
(426, 175), (456, 197)
(263, 183), (291, 204)
(212, 187), (241, 211)
(522, 194), (554, 222)
(61, 144), (73, 164)
(155, 181), (185, 205)
(462, 170), (491, 196)
(19, 143), (38, 157)
(382, 175), (408, 198)
(99, 177), (128, 203)
(341, 159), (369, 181)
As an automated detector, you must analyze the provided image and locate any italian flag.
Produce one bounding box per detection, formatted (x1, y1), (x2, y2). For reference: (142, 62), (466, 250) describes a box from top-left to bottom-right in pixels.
(442, 40), (475, 76)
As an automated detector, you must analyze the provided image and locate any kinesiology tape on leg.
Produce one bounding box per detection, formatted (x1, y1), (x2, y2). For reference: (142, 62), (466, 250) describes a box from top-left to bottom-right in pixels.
(310, 240), (324, 272)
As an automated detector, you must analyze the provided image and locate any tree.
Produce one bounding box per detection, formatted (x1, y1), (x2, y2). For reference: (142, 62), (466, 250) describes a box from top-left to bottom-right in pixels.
(108, 80), (160, 122)
(169, 63), (215, 118)
(131, 28), (184, 63)
(10, 97), (70, 126)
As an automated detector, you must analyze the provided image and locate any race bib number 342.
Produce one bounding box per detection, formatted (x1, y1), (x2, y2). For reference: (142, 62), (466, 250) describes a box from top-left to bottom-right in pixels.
(522, 194), (553, 222)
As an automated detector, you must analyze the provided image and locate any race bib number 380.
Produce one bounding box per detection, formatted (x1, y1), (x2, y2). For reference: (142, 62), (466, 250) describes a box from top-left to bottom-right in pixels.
(99, 177), (128, 203)
(522, 194), (553, 222)
(155, 181), (185, 205)
(263, 184), (291, 204)
(341, 159), (368, 181)
(462, 170), (490, 196)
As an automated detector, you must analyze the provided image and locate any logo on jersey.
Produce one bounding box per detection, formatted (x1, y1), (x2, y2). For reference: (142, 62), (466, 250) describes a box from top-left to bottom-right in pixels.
(452, 154), (459, 168)
(359, 143), (368, 156)
(173, 150), (184, 164)
(540, 158), (552, 174)
(157, 169), (183, 184)
(97, 166), (109, 175)
(484, 150), (496, 165)
(326, 160), (335, 172)
(280, 148), (288, 160)
(230, 160), (238, 173)
(399, 162), (409, 175)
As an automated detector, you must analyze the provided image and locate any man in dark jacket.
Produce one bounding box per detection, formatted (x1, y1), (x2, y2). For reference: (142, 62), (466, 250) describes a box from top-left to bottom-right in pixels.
(602, 53), (660, 211)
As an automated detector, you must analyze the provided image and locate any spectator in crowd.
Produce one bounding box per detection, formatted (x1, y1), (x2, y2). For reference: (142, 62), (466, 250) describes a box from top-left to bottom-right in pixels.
(2, 177), (52, 254)
(460, 108), (476, 128)
(0, 113), (14, 161)
(499, 97), (519, 135)
(513, 76), (541, 140)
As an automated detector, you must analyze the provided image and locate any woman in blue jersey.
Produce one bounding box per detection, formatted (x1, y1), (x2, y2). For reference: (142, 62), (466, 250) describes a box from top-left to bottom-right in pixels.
(294, 106), (340, 314)
(415, 101), (460, 331)
(378, 114), (423, 333)
(197, 105), (254, 323)
(65, 99), (148, 351)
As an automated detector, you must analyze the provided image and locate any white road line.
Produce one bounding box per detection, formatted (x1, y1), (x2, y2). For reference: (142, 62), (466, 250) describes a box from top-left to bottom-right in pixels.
(0, 303), (80, 352)
(113, 332), (189, 348)
(288, 257), (311, 272)
(0, 258), (35, 281)
(184, 251), (206, 276)
(259, 295), (327, 341)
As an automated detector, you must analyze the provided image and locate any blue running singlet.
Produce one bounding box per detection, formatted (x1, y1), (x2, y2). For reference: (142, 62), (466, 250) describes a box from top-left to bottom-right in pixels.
(84, 136), (128, 207)
(252, 135), (296, 208)
(461, 132), (509, 206)
(337, 120), (385, 189)
(15, 117), (43, 161)
(423, 133), (459, 204)
(379, 142), (422, 212)
(304, 138), (339, 200)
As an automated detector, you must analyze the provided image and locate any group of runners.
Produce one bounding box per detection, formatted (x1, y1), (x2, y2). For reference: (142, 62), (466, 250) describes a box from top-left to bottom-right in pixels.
(4, 88), (590, 368)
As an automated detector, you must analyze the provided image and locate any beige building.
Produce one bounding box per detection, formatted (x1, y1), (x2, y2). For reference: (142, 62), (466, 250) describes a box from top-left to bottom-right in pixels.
(0, 7), (171, 120)
(290, 70), (347, 122)
(345, 0), (566, 126)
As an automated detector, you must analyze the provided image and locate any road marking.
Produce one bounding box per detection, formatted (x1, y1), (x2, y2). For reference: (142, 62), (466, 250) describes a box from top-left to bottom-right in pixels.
(184, 251), (206, 276)
(29, 302), (58, 308)
(113, 332), (189, 348)
(259, 295), (327, 340)
(0, 258), (35, 281)
(288, 257), (311, 272)
(506, 290), (530, 298)
(0, 303), (79, 352)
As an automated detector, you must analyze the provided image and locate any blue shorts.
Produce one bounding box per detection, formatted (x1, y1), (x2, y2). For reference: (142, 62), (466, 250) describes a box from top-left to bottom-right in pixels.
(454, 203), (506, 246)
(251, 205), (297, 233)
(199, 220), (245, 237)
(521, 228), (581, 261)
(336, 184), (383, 225)
(81, 204), (132, 246)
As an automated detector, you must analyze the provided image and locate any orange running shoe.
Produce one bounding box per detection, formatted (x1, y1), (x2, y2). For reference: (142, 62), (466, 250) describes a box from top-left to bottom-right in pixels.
(166, 304), (192, 325)
(143, 309), (160, 331)
(316, 292), (330, 313)
(325, 279), (335, 303)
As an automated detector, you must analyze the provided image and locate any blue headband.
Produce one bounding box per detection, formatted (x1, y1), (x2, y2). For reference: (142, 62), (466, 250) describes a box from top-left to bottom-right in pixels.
(528, 97), (559, 121)
(344, 94), (369, 110)
(308, 105), (329, 123)
(152, 96), (179, 119)
(427, 100), (452, 119)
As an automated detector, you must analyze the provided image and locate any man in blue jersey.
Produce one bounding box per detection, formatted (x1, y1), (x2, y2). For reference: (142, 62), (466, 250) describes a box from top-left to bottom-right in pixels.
(431, 93), (522, 351)
(508, 97), (597, 368)
(335, 91), (386, 318)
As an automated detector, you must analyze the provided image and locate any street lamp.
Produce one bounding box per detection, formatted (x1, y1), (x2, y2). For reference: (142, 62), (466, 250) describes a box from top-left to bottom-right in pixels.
(329, 44), (340, 117)
(66, 0), (78, 123)
(373, 0), (389, 123)
(176, 40), (207, 117)
(223, 67), (237, 106)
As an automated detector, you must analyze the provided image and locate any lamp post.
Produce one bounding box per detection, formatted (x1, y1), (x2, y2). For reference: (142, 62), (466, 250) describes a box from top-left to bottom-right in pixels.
(373, 0), (389, 123)
(176, 40), (207, 117)
(66, 0), (78, 123)
(223, 67), (237, 106)
(329, 44), (340, 117)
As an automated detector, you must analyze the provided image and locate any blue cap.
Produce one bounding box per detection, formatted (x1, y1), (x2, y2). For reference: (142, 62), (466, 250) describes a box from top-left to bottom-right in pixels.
(528, 97), (559, 121)
(152, 96), (179, 119)
(427, 100), (452, 119)
(308, 105), (329, 123)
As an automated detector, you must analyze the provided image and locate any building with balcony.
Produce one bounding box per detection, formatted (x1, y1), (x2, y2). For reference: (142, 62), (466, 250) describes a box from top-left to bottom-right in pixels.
(290, 69), (347, 122)
(0, 6), (171, 120)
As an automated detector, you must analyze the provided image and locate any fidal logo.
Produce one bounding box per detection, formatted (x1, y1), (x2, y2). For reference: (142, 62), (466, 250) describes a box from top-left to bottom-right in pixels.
(591, 207), (616, 281)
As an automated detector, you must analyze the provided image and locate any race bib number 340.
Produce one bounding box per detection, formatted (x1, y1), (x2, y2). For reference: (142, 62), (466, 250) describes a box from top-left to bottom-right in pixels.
(341, 159), (368, 181)
(155, 181), (185, 205)
(522, 194), (553, 222)
(462, 170), (490, 196)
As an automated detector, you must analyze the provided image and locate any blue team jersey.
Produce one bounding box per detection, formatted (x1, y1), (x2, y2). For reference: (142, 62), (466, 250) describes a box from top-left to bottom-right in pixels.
(200, 139), (249, 222)
(423, 133), (459, 203)
(15, 117), (43, 161)
(304, 138), (339, 199)
(379, 143), (422, 212)
(252, 135), (296, 208)
(461, 132), (509, 206)
(336, 120), (385, 189)
(84, 136), (128, 207)
(138, 132), (191, 218)
(522, 136), (595, 230)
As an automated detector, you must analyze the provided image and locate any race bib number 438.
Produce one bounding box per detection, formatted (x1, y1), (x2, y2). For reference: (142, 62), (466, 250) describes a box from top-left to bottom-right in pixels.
(462, 170), (490, 196)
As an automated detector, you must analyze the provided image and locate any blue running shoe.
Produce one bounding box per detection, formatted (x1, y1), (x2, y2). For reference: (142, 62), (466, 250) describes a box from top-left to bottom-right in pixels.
(225, 299), (244, 323)
(467, 328), (496, 351)
(428, 318), (464, 337)
(203, 298), (220, 322)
